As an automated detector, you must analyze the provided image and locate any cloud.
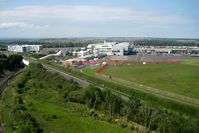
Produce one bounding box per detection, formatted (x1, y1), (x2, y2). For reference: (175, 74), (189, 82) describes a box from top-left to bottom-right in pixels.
(0, 5), (189, 24)
(0, 5), (196, 38)
(0, 22), (48, 29)
(0, 22), (35, 28)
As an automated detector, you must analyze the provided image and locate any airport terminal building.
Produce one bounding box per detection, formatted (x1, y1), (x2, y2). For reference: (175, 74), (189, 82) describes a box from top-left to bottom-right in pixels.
(87, 41), (133, 56)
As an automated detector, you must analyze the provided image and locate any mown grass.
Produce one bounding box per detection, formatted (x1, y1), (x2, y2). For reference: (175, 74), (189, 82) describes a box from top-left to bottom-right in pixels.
(82, 67), (99, 76)
(102, 63), (199, 99)
(182, 59), (199, 66)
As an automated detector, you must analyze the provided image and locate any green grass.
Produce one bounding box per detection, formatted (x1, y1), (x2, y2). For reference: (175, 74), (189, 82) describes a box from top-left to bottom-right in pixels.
(42, 61), (199, 119)
(30, 100), (130, 133)
(82, 67), (99, 76)
(182, 59), (199, 66)
(101, 63), (199, 99)
(1, 64), (131, 133)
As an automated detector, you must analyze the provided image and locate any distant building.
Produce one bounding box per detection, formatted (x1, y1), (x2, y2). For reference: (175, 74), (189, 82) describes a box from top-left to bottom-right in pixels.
(63, 58), (86, 67)
(8, 45), (43, 52)
(112, 42), (132, 56)
(72, 50), (88, 58)
(87, 41), (132, 56)
(155, 48), (188, 54)
(155, 48), (172, 54)
(190, 48), (199, 55)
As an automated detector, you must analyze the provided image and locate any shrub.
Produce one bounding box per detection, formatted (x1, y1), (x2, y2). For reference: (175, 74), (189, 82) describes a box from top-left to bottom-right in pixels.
(68, 90), (85, 104)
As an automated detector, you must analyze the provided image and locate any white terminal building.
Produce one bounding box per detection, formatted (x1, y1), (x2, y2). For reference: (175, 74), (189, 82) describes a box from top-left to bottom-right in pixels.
(8, 45), (43, 52)
(87, 41), (133, 56)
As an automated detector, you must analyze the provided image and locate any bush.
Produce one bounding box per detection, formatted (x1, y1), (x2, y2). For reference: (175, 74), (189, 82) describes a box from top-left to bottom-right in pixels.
(43, 114), (58, 121)
(68, 90), (85, 104)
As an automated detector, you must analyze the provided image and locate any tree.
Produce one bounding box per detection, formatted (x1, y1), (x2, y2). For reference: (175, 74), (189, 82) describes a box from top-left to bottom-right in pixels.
(84, 85), (103, 109)
(123, 96), (141, 121)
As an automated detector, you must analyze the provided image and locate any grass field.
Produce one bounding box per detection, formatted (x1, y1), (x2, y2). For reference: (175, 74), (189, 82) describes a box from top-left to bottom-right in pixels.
(82, 66), (99, 76)
(100, 61), (199, 99)
(82, 60), (199, 100)
(182, 59), (199, 66)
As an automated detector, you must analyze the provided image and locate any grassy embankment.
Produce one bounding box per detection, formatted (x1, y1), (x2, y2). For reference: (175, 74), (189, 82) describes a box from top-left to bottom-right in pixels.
(0, 63), (131, 133)
(41, 61), (199, 120)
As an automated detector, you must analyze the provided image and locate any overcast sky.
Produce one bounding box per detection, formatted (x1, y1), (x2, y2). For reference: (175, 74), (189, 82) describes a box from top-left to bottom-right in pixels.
(0, 0), (199, 38)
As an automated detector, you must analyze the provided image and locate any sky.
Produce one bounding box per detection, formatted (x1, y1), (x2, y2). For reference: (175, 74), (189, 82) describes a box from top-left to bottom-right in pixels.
(0, 0), (199, 38)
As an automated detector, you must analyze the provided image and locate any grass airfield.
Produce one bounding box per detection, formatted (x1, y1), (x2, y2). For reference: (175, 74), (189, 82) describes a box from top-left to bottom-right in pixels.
(83, 60), (199, 99)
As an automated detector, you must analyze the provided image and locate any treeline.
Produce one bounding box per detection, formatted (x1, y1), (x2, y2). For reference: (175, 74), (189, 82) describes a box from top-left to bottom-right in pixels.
(0, 39), (100, 48)
(0, 45), (6, 51)
(0, 54), (24, 76)
(1, 38), (199, 48)
(134, 39), (199, 46)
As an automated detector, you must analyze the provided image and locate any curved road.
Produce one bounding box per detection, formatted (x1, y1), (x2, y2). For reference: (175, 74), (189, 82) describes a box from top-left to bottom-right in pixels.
(43, 64), (90, 88)
(42, 64), (129, 101)
(25, 57), (199, 107)
(43, 63), (199, 107)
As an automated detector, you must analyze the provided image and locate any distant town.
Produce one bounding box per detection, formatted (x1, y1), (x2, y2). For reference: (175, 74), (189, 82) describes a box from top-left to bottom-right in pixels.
(6, 40), (199, 68)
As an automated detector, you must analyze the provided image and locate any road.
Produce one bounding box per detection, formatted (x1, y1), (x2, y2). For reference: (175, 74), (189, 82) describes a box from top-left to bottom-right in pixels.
(42, 64), (129, 101)
(25, 57), (199, 107)
(24, 57), (89, 87)
(43, 63), (199, 107)
(43, 64), (90, 88)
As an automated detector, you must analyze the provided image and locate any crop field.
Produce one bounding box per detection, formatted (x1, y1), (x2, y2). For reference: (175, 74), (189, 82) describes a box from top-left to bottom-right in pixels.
(100, 60), (199, 99)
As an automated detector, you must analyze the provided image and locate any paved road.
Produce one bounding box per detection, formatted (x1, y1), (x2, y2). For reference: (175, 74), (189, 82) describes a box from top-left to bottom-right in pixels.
(42, 64), (129, 101)
(26, 57), (198, 107)
(43, 63), (199, 107)
(43, 64), (90, 88)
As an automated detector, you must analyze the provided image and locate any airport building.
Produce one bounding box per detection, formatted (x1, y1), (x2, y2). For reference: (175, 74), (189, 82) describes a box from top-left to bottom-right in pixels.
(87, 41), (133, 56)
(8, 45), (43, 52)
(112, 42), (132, 56)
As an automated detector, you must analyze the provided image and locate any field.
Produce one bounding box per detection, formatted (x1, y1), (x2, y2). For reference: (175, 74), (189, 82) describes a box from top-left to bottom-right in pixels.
(82, 60), (199, 100)
(100, 61), (199, 99)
